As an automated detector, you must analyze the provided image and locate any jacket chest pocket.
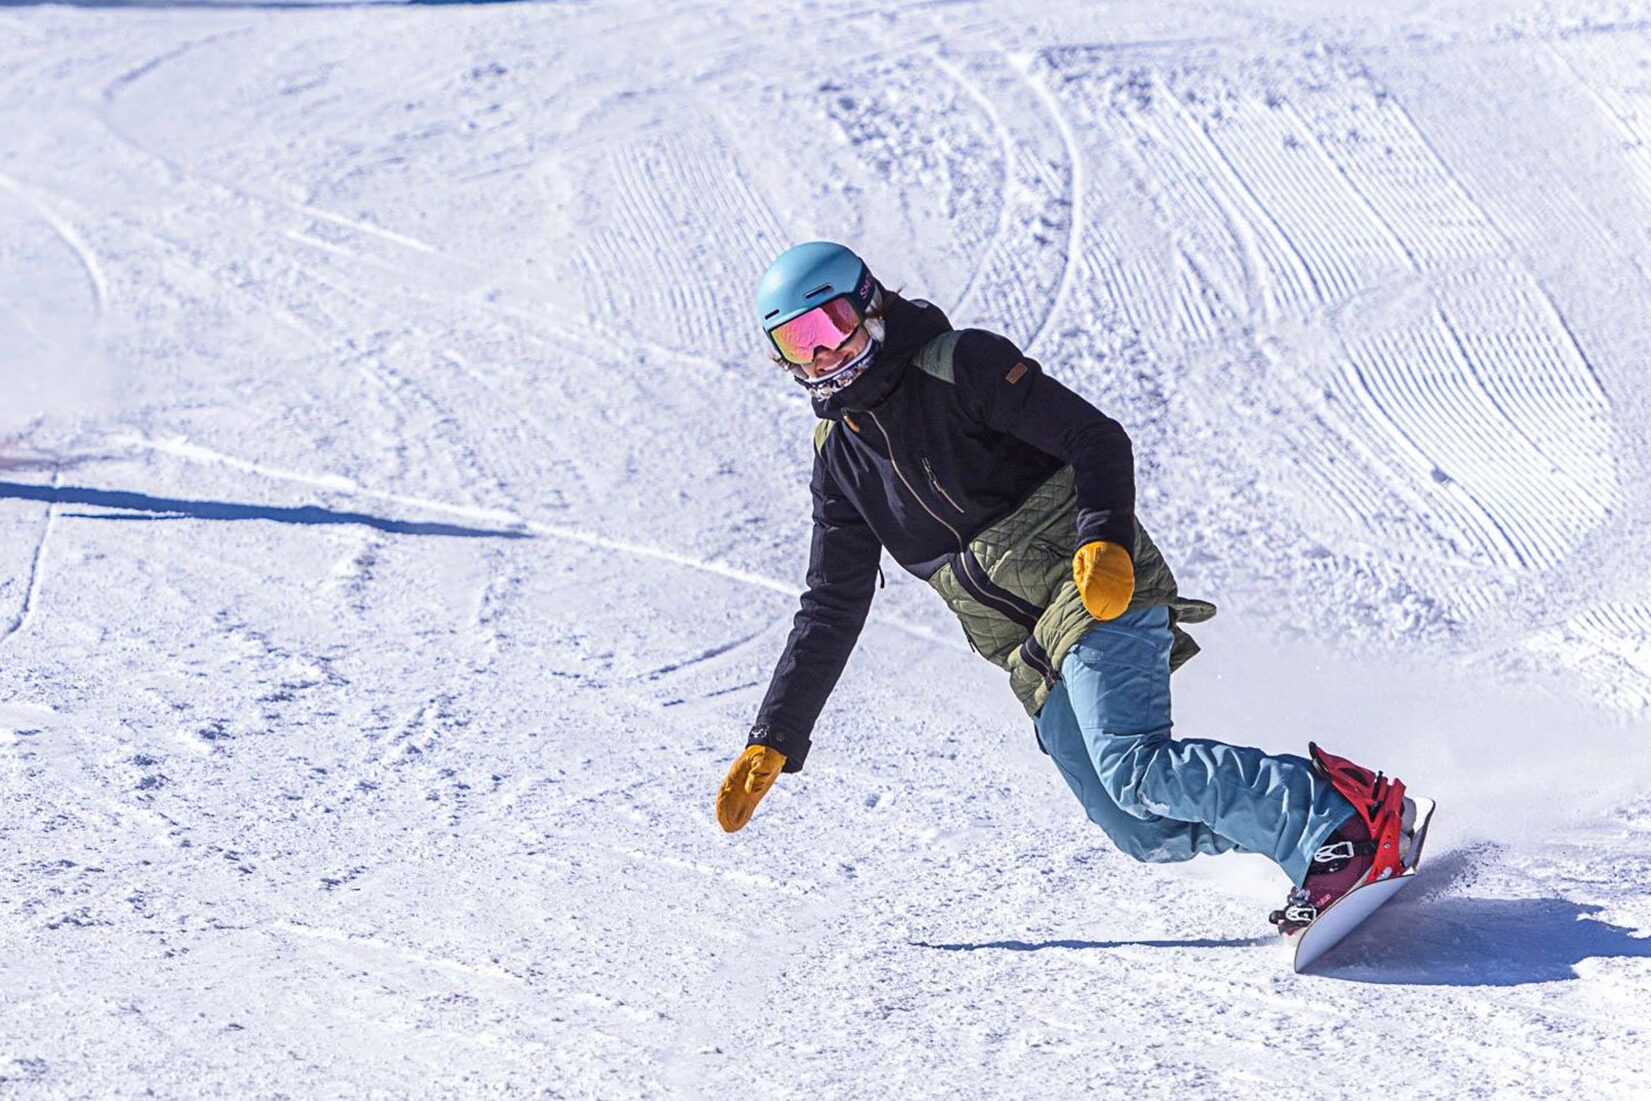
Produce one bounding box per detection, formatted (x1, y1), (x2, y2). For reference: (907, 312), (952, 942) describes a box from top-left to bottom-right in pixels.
(919, 455), (967, 515)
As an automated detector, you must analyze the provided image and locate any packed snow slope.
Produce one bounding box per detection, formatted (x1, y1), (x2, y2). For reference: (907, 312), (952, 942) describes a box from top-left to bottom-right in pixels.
(4, 1), (1651, 1097)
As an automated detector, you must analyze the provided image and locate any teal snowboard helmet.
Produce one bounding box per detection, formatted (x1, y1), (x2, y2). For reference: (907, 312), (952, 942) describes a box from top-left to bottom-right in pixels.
(756, 241), (884, 397)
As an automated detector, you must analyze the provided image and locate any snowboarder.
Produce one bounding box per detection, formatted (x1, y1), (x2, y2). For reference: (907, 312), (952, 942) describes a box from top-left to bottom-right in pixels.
(714, 241), (1424, 933)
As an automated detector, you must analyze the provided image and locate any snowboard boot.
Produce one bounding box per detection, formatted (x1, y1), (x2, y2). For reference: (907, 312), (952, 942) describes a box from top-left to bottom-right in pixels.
(1269, 744), (1414, 936)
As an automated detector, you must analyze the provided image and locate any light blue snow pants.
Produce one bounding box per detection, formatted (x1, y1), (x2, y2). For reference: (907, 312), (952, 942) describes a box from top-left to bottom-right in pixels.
(1033, 606), (1356, 886)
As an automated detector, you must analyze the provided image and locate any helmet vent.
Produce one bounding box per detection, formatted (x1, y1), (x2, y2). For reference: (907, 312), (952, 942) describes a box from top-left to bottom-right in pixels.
(804, 283), (834, 299)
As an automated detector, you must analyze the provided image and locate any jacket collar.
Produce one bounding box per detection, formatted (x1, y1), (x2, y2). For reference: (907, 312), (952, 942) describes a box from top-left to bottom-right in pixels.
(812, 294), (953, 420)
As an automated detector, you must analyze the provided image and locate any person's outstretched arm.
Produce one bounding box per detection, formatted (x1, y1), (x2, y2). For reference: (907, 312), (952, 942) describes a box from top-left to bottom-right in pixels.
(716, 453), (882, 831)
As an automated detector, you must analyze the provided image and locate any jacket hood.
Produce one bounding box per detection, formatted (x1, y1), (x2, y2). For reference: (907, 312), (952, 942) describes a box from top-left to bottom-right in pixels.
(812, 293), (953, 420)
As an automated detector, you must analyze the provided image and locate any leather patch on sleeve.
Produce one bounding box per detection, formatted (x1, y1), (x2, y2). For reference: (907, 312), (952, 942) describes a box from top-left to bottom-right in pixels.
(1006, 361), (1029, 385)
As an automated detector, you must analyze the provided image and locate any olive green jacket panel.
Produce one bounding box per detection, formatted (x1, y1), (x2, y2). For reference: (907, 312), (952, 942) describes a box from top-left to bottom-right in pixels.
(927, 466), (1216, 716)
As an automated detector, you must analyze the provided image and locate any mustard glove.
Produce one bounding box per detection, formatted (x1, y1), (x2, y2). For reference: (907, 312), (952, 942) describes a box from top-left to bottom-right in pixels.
(1073, 540), (1135, 621)
(716, 745), (787, 833)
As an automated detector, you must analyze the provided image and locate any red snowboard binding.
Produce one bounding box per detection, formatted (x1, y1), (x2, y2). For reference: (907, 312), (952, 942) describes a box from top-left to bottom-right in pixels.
(1269, 743), (1412, 935)
(1308, 742), (1410, 884)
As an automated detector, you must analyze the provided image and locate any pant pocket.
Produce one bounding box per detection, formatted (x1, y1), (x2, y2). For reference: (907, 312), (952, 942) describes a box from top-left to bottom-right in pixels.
(1071, 625), (1166, 675)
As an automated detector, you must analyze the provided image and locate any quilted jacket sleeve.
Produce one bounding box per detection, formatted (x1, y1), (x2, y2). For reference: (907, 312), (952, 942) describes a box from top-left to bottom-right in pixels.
(950, 329), (1138, 557)
(748, 449), (883, 772)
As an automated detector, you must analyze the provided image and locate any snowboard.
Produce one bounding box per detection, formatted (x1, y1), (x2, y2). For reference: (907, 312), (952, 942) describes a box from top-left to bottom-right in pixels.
(1291, 797), (1437, 973)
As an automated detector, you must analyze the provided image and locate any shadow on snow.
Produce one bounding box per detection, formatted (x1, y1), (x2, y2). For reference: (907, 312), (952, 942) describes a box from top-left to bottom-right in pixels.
(916, 848), (1651, 987)
(1299, 845), (1651, 985)
(1305, 894), (1651, 986)
(0, 480), (531, 539)
(914, 936), (1276, 952)
(913, 902), (1651, 987)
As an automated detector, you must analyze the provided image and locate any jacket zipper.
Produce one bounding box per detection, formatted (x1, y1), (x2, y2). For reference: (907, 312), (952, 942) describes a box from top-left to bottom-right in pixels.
(864, 409), (966, 549)
(865, 410), (1040, 629)
(957, 550), (1038, 627)
(957, 548), (1043, 629)
(1019, 634), (1058, 685)
(921, 457), (967, 515)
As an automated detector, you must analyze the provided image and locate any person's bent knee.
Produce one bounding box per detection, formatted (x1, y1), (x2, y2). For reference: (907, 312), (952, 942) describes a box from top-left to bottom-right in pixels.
(1095, 731), (1174, 815)
(1081, 809), (1193, 864)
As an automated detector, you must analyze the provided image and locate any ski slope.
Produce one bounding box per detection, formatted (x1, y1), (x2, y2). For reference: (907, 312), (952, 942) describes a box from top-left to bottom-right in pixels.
(3, 0), (1651, 1097)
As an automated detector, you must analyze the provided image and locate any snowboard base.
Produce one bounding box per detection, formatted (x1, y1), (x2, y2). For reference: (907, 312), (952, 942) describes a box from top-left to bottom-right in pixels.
(1291, 797), (1437, 973)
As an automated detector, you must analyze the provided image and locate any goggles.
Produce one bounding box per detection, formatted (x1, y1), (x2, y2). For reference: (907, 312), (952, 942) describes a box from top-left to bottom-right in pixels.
(766, 296), (865, 367)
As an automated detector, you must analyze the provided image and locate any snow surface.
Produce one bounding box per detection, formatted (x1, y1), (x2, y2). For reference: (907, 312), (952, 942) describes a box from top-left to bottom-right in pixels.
(4, 0), (1651, 1097)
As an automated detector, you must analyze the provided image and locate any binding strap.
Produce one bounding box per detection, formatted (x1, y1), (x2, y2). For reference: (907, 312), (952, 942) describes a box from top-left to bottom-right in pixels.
(1309, 742), (1408, 883)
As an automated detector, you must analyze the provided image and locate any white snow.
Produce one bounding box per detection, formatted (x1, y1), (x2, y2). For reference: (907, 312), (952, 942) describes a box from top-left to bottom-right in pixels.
(3, 1), (1651, 1097)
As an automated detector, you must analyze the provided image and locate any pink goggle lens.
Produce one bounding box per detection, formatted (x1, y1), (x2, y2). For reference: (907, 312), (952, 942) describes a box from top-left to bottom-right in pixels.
(768, 297), (863, 366)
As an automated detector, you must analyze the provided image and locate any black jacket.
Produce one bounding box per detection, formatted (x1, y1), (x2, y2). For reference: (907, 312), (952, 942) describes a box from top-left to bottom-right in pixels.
(750, 295), (1137, 770)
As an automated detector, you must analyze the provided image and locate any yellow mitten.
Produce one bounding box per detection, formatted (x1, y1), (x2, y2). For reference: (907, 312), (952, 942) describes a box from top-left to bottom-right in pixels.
(1073, 540), (1135, 621)
(716, 745), (787, 833)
